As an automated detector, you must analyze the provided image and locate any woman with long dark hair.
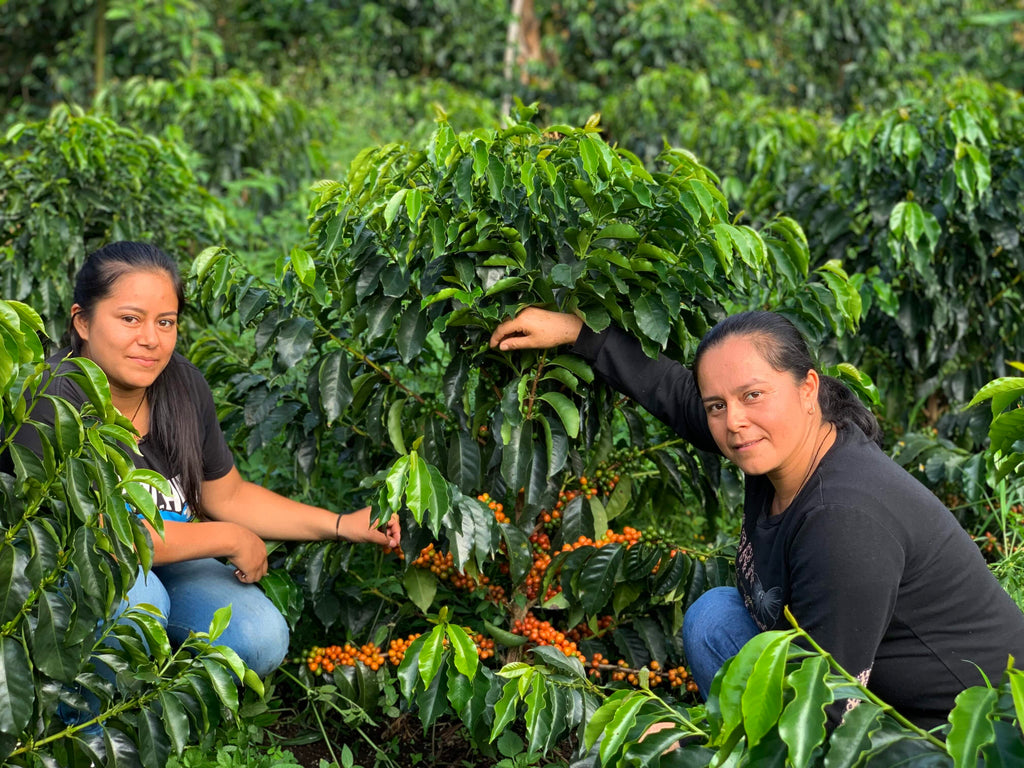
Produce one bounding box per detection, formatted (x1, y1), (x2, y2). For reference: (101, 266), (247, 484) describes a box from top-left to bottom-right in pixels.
(17, 241), (400, 677)
(491, 306), (1024, 729)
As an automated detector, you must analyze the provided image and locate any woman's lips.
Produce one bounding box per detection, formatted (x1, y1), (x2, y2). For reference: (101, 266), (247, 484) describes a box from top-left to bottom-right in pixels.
(732, 438), (763, 452)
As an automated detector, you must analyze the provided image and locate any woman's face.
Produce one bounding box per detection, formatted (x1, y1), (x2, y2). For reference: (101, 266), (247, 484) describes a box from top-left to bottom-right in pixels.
(72, 269), (179, 397)
(697, 334), (818, 481)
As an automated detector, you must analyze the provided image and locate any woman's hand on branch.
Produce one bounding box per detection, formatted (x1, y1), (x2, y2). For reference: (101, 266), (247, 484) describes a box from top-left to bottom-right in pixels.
(489, 307), (583, 351)
(337, 506), (401, 548)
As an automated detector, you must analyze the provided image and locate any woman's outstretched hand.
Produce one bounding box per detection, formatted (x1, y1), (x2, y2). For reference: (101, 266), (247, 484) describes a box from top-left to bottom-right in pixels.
(337, 506), (401, 548)
(489, 307), (584, 351)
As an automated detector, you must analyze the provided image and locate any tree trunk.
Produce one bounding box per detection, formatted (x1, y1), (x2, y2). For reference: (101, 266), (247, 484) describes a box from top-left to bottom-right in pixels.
(93, 0), (107, 96)
(501, 0), (526, 117)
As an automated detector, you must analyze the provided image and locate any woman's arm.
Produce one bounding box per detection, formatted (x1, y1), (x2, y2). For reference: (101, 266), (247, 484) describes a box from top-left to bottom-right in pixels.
(200, 467), (400, 546)
(142, 516), (271, 580)
(492, 308), (717, 452)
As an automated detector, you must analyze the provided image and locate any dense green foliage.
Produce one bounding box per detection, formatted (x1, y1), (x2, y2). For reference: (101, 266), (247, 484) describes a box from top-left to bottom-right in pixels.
(0, 106), (224, 341)
(2, 0), (1024, 765)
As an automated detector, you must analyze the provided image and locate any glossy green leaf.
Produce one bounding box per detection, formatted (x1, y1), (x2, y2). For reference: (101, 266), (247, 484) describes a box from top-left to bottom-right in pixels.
(404, 567), (438, 614)
(275, 317), (315, 368)
(418, 623), (447, 687)
(946, 686), (997, 768)
(158, 688), (190, 755)
(138, 705), (171, 768)
(1010, 669), (1024, 738)
(604, 475), (633, 521)
(548, 355), (594, 384)
(387, 398), (407, 455)
(490, 677), (523, 742)
(364, 296), (399, 341)
(405, 452), (451, 530)
(384, 188), (408, 228)
(577, 543), (625, 614)
(61, 356), (114, 420)
(447, 432), (481, 492)
(716, 631), (789, 743)
(384, 454), (411, 510)
(446, 659), (474, 715)
(529, 645), (587, 679)
(966, 376), (1024, 413)
(318, 350), (353, 423)
(33, 590), (80, 680)
(0, 543), (30, 625)
(741, 632), (792, 746)
(823, 701), (884, 768)
(199, 657), (240, 710)
(289, 246), (315, 289)
(594, 223), (640, 241)
(397, 301), (428, 362)
(778, 655), (832, 768)
(599, 692), (647, 766)
(0, 635), (33, 735)
(633, 294), (670, 347)
(398, 634), (427, 700)
(583, 689), (633, 749)
(538, 391), (579, 439)
(484, 620), (529, 648)
(524, 676), (552, 755)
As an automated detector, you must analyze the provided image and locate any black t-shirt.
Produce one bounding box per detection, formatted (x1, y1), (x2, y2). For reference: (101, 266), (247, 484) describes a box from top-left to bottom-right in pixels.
(573, 324), (1024, 728)
(11, 349), (234, 521)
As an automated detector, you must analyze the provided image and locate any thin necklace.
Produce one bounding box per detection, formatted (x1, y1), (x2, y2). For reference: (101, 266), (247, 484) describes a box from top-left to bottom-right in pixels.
(130, 389), (148, 423)
(774, 422), (833, 515)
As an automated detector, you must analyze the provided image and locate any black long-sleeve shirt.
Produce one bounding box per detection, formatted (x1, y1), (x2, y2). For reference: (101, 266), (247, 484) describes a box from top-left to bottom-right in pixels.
(573, 324), (1024, 728)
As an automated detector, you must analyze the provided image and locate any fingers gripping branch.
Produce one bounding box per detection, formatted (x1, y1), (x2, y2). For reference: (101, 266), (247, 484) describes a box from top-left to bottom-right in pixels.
(489, 307), (584, 352)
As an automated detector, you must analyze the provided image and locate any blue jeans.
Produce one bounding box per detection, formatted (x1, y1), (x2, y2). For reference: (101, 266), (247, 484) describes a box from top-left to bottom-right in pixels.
(126, 558), (290, 678)
(682, 586), (760, 698)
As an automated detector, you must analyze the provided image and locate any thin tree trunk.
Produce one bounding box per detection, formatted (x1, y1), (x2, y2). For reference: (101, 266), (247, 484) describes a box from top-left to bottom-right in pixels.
(93, 0), (107, 96)
(501, 0), (526, 117)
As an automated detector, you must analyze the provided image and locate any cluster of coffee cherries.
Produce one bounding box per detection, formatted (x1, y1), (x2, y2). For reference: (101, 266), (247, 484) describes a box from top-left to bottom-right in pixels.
(405, 541), (506, 603)
(300, 632), (498, 676)
(511, 612), (585, 662)
(586, 654), (697, 692)
(479, 492), (510, 524)
(299, 642), (386, 675)
(518, 526), (644, 601)
(508, 612), (694, 692)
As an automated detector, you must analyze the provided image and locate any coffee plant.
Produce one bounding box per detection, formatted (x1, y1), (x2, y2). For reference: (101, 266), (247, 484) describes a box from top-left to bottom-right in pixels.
(188, 108), (861, 757)
(0, 104), (224, 342)
(544, 613), (1024, 767)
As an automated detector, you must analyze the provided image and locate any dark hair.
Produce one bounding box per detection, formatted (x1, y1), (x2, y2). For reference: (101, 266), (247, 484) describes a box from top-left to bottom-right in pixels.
(692, 311), (882, 446)
(72, 242), (205, 513)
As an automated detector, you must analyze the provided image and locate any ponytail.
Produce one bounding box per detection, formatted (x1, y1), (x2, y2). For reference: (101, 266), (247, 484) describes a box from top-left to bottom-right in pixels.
(819, 375), (883, 447)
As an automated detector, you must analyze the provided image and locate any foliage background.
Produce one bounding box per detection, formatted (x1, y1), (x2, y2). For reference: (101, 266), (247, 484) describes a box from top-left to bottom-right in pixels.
(2, 0), (1024, 766)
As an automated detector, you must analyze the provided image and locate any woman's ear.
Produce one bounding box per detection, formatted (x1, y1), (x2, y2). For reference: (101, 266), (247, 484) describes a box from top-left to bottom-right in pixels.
(802, 368), (820, 411)
(70, 304), (88, 341)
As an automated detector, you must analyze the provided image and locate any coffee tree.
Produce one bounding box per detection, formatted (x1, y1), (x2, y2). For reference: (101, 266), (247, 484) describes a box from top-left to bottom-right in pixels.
(0, 104), (224, 342)
(190, 107), (861, 751)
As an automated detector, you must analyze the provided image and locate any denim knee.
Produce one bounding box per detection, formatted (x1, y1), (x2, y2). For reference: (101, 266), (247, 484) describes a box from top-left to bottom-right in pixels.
(214, 598), (290, 678)
(156, 559), (290, 678)
(682, 586), (759, 698)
